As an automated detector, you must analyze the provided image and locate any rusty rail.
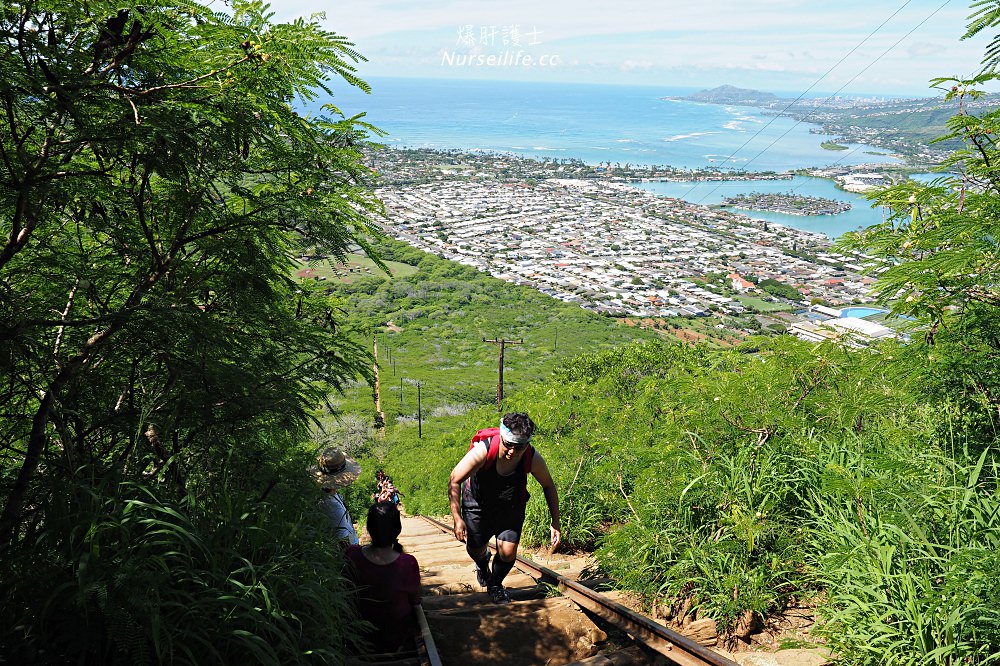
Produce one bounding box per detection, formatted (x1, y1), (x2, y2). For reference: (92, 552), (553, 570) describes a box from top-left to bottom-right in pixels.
(418, 515), (738, 666)
(414, 603), (443, 666)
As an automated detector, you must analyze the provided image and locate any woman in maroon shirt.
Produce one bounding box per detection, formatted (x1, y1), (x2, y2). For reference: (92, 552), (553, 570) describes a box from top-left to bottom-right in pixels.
(345, 502), (421, 653)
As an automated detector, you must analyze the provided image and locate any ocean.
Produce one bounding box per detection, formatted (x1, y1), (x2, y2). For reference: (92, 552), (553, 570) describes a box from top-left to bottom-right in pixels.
(315, 77), (904, 238)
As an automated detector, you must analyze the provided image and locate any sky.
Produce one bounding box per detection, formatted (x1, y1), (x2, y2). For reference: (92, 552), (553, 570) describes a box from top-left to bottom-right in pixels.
(272, 0), (996, 96)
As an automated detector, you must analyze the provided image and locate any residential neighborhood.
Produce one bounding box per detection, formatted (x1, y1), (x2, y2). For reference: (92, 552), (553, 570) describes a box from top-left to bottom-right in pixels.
(366, 153), (899, 343)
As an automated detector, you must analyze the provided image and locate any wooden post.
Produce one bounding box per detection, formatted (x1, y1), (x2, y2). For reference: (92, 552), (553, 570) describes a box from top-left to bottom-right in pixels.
(482, 338), (522, 414)
(373, 334), (385, 430)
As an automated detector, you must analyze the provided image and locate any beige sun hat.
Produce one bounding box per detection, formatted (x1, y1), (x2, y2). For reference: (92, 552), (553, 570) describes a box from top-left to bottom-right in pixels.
(309, 448), (361, 490)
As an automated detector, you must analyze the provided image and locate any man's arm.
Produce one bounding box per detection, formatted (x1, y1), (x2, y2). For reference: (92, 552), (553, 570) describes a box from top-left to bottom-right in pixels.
(321, 492), (359, 545)
(530, 453), (561, 550)
(448, 444), (487, 542)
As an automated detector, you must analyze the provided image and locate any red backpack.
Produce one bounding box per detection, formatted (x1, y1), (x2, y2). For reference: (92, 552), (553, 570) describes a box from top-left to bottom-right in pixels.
(464, 427), (535, 504)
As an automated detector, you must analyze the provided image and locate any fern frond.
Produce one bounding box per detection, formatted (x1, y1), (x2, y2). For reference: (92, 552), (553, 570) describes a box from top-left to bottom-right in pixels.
(965, 0), (1000, 39)
(965, 1), (1000, 70)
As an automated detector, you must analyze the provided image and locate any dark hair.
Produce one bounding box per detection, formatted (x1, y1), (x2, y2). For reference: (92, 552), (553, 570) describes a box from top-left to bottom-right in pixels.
(367, 501), (403, 552)
(501, 412), (536, 440)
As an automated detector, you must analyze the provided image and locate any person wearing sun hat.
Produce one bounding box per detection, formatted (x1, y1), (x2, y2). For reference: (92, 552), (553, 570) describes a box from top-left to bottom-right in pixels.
(310, 447), (361, 545)
(447, 412), (561, 604)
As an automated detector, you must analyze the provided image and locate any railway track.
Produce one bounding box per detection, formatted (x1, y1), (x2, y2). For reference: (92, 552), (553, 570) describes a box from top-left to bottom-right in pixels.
(355, 513), (739, 666)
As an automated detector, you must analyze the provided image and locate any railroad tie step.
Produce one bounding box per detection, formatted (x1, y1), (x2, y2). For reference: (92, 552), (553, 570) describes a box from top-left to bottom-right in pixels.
(560, 645), (648, 666)
(346, 649), (421, 666)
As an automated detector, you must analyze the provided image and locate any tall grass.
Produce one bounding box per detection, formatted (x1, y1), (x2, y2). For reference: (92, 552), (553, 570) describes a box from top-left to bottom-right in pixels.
(1, 459), (361, 665)
(805, 446), (1000, 665)
(596, 432), (809, 632)
(376, 336), (1000, 660)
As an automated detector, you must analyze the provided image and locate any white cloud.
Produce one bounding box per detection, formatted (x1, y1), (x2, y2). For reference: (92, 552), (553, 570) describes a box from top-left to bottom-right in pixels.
(274, 1), (992, 94)
(620, 60), (654, 71)
(908, 41), (948, 57)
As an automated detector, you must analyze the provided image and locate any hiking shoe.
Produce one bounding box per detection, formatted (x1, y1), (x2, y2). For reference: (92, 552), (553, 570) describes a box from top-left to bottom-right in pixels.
(475, 553), (492, 588)
(488, 585), (511, 605)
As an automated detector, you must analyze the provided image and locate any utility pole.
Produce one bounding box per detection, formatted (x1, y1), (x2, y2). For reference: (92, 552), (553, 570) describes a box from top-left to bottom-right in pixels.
(372, 334), (385, 431)
(417, 382), (422, 439)
(482, 337), (522, 413)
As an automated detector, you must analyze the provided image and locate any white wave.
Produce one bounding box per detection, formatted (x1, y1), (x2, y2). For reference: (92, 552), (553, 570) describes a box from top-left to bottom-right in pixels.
(723, 121), (745, 131)
(615, 138), (638, 143)
(663, 131), (719, 142)
(704, 154), (747, 163)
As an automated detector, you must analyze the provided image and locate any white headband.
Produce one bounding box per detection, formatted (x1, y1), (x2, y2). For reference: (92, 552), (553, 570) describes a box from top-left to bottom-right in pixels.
(499, 423), (532, 445)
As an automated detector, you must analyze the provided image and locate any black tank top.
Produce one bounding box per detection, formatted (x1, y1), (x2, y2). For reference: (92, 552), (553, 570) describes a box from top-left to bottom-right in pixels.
(464, 444), (531, 510)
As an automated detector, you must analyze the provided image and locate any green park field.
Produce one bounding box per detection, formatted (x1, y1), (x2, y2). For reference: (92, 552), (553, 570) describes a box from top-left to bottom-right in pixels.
(293, 253), (419, 283)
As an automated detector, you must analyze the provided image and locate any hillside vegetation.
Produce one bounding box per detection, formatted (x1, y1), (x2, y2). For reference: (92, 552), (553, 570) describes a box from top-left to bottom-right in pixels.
(0, 2), (382, 662)
(307, 238), (664, 439)
(4, 2), (1000, 665)
(376, 332), (1000, 661)
(361, 83), (1000, 666)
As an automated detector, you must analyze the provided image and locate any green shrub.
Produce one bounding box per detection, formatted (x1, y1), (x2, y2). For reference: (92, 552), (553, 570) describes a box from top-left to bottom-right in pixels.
(1, 463), (361, 665)
(805, 447), (1000, 665)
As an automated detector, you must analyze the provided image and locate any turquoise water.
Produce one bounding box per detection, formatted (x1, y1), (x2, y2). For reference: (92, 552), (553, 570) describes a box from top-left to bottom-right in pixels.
(909, 172), (944, 184)
(317, 77), (899, 173)
(312, 77), (908, 238)
(631, 177), (886, 239)
(841, 307), (889, 318)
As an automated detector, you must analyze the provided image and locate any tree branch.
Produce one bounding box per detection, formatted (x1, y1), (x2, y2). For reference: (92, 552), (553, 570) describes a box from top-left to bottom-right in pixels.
(618, 471), (640, 522)
(52, 279), (80, 368)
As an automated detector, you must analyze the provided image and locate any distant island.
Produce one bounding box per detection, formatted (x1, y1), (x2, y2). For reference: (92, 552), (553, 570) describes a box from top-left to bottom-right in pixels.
(719, 191), (852, 216)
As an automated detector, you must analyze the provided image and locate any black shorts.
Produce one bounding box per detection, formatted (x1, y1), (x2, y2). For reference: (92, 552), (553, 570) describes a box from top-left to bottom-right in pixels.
(463, 504), (526, 549)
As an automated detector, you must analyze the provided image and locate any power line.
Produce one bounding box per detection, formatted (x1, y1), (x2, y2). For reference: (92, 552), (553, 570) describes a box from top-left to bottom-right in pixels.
(671, 0), (949, 205)
(687, 0), (918, 182)
(704, 0), (953, 196)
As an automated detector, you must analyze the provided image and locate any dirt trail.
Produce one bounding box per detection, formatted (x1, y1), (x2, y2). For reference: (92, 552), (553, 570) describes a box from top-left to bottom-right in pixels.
(398, 515), (829, 666)
(399, 515), (660, 665)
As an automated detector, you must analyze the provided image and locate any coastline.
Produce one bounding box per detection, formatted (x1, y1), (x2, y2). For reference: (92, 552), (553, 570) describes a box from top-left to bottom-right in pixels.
(328, 78), (909, 173)
(679, 100), (924, 195)
(670, 85), (958, 164)
(342, 78), (936, 237)
(626, 176), (885, 238)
